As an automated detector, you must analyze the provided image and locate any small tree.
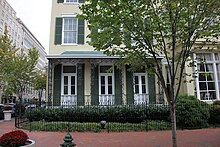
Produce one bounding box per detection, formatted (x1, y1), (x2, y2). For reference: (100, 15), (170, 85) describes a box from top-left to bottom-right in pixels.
(0, 27), (17, 92)
(32, 70), (47, 106)
(80, 0), (220, 146)
(3, 48), (39, 101)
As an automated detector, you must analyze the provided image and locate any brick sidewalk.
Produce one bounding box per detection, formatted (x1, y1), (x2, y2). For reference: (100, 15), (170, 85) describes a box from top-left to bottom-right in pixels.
(0, 119), (220, 147)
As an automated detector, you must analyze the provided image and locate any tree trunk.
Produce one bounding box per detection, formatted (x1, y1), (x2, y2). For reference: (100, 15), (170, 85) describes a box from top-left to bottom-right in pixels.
(170, 104), (177, 147)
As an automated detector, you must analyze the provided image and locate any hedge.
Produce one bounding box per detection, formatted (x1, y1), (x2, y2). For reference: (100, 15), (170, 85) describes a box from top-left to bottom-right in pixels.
(26, 104), (170, 123)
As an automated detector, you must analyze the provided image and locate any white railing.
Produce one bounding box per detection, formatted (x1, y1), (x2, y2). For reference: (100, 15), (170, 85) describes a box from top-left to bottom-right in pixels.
(134, 94), (149, 105)
(61, 95), (77, 106)
(99, 95), (115, 105)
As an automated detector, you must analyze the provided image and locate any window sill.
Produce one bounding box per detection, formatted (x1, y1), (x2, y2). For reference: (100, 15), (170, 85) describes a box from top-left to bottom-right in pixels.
(61, 43), (78, 46)
(63, 2), (79, 5)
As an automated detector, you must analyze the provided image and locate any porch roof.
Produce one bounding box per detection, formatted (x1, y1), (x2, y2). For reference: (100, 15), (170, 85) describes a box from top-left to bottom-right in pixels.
(46, 51), (120, 59)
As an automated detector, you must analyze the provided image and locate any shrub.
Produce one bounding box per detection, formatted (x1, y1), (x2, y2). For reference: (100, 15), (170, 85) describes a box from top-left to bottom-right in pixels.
(26, 105), (170, 123)
(176, 95), (210, 129)
(0, 130), (29, 147)
(209, 102), (220, 125)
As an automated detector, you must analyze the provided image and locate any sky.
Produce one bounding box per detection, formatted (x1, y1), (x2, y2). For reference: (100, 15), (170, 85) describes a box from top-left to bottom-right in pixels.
(7, 0), (52, 53)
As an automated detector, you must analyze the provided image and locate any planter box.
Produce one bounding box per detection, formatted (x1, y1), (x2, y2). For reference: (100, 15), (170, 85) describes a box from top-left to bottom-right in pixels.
(20, 139), (35, 147)
(3, 110), (12, 121)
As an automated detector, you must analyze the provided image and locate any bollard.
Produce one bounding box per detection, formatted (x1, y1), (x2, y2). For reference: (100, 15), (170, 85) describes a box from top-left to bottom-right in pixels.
(60, 132), (76, 147)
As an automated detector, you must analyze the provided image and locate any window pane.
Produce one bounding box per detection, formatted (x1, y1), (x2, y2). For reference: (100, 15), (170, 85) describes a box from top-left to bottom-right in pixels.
(64, 76), (68, 85)
(142, 85), (146, 93)
(108, 76), (112, 84)
(204, 54), (212, 61)
(141, 76), (145, 84)
(215, 53), (219, 61)
(207, 73), (214, 81)
(108, 86), (112, 94)
(199, 82), (207, 90)
(135, 85), (139, 94)
(64, 86), (68, 94)
(100, 66), (112, 73)
(101, 86), (105, 94)
(71, 86), (75, 94)
(63, 18), (77, 44)
(198, 64), (205, 72)
(135, 76), (138, 84)
(208, 82), (215, 90)
(206, 64), (213, 72)
(198, 74), (206, 81)
(101, 76), (105, 84)
(71, 76), (75, 85)
(63, 66), (76, 73)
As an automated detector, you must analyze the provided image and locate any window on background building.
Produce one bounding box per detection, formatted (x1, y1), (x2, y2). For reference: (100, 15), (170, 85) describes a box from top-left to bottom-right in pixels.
(9, 18), (11, 24)
(6, 14), (8, 21)
(195, 53), (220, 100)
(0, 19), (3, 27)
(1, 10), (4, 18)
(8, 26), (11, 34)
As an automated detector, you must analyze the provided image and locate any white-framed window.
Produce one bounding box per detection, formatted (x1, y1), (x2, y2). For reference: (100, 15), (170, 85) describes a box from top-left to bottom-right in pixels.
(99, 65), (115, 105)
(1, 10), (4, 18)
(194, 53), (220, 100)
(133, 72), (149, 104)
(0, 19), (3, 27)
(61, 65), (77, 105)
(62, 17), (78, 44)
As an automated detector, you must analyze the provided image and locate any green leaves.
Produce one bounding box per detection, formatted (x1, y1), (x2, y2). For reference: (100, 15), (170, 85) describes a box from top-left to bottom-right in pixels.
(0, 27), (39, 99)
(80, 0), (220, 103)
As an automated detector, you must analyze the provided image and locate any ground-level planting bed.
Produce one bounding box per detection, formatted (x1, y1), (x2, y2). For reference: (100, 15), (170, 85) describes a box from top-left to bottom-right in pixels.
(22, 120), (171, 132)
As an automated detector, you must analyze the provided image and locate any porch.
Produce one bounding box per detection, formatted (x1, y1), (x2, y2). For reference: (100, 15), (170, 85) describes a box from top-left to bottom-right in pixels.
(47, 51), (164, 106)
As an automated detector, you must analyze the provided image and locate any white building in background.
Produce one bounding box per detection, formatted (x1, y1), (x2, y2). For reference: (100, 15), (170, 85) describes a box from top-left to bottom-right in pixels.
(0, 0), (47, 103)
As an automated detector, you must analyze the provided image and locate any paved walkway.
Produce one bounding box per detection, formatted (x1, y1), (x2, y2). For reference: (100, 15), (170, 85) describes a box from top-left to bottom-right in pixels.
(0, 119), (220, 147)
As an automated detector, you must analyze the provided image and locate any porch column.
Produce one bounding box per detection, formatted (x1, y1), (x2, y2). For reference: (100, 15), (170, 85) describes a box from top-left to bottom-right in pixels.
(115, 65), (123, 105)
(77, 63), (85, 106)
(47, 60), (53, 106)
(91, 63), (99, 105)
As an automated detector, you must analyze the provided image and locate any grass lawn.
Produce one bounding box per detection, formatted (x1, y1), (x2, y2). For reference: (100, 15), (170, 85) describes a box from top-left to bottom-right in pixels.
(22, 120), (171, 132)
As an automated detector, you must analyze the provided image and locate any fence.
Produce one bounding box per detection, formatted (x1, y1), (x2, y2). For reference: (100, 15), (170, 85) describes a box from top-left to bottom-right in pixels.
(15, 101), (220, 132)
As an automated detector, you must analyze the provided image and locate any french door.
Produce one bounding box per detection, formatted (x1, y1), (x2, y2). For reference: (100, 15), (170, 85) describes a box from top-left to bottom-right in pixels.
(61, 73), (77, 105)
(133, 73), (149, 104)
(99, 65), (115, 105)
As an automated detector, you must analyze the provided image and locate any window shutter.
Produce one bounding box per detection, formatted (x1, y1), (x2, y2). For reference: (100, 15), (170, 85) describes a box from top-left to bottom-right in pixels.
(91, 65), (99, 105)
(54, 18), (63, 45)
(53, 64), (62, 106)
(77, 19), (85, 45)
(115, 66), (122, 105)
(148, 74), (156, 103)
(57, 0), (64, 3)
(77, 64), (85, 106)
(79, 0), (84, 3)
(126, 66), (134, 105)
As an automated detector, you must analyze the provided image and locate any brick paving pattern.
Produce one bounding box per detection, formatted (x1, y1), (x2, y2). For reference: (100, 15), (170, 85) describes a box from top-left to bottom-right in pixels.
(0, 119), (220, 147)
